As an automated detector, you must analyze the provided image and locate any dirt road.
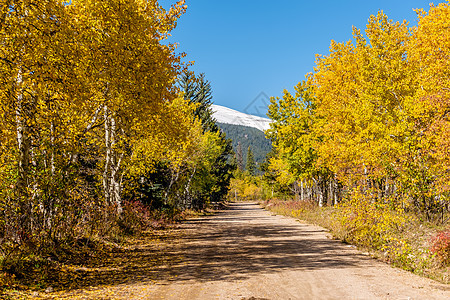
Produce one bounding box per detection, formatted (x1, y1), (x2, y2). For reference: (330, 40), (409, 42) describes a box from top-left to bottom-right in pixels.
(47, 202), (449, 299)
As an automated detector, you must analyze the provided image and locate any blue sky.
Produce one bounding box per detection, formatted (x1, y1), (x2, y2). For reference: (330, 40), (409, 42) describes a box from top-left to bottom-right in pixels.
(163, 0), (445, 116)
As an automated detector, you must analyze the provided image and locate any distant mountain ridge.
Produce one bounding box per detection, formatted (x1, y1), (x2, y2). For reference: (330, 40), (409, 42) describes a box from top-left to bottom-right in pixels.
(217, 123), (272, 169)
(211, 104), (272, 132)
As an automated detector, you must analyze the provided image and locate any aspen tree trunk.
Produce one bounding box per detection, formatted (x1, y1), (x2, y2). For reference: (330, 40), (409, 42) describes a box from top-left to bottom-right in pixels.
(321, 176), (328, 206)
(103, 105), (111, 205)
(334, 181), (338, 205)
(307, 183), (311, 201)
(15, 67), (32, 241)
(312, 178), (323, 206)
(103, 106), (123, 214)
(16, 68), (29, 191)
(385, 178), (390, 198)
(294, 181), (299, 201)
(43, 121), (55, 231)
(29, 144), (40, 233)
(300, 179), (304, 201)
(328, 179), (333, 206)
(50, 122), (55, 176)
(166, 169), (180, 206)
(320, 176), (326, 207)
(333, 175), (340, 205)
(109, 114), (122, 214)
(184, 167), (196, 209)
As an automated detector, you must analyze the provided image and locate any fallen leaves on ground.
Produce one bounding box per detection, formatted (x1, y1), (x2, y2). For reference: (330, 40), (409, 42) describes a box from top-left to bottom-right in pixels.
(0, 227), (184, 299)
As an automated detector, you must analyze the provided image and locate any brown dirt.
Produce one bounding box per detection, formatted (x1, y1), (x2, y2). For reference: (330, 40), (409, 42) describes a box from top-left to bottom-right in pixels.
(33, 202), (449, 299)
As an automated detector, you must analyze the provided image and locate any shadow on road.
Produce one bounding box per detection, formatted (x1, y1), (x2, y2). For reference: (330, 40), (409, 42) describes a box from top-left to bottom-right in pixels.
(162, 202), (371, 283)
(58, 202), (372, 290)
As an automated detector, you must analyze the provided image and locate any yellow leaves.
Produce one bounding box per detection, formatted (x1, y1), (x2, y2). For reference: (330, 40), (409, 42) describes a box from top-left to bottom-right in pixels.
(410, 2), (450, 101)
(336, 186), (411, 250)
(127, 96), (194, 174)
(127, 94), (223, 179)
(307, 10), (419, 181)
(404, 1), (450, 194)
(228, 175), (263, 201)
(268, 155), (295, 187)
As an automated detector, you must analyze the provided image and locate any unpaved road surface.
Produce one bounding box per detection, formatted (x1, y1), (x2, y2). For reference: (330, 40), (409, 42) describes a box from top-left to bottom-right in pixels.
(142, 202), (449, 300)
(46, 202), (449, 299)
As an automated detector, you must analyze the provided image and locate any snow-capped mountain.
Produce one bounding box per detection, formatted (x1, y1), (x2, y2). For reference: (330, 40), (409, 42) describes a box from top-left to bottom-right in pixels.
(211, 104), (272, 132)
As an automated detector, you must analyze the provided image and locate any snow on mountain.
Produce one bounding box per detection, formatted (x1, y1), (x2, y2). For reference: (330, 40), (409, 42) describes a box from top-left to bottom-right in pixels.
(211, 104), (272, 132)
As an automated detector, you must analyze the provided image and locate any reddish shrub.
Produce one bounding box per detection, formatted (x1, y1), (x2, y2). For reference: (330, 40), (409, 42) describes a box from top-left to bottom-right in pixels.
(430, 229), (450, 266)
(119, 201), (152, 234)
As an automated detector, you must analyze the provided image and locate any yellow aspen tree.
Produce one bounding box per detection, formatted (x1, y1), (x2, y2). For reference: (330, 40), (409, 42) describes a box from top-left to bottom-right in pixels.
(407, 1), (450, 215)
(311, 12), (415, 189)
(68, 0), (186, 212)
(311, 39), (360, 181)
(352, 12), (416, 196)
(0, 0), (76, 241)
(266, 81), (331, 203)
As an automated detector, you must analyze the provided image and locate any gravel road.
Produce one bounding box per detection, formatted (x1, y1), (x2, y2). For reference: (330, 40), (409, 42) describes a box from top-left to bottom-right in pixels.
(44, 202), (450, 300)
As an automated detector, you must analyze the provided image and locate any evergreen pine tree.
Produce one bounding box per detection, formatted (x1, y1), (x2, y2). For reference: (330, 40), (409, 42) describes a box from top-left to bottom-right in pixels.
(246, 146), (256, 176)
(236, 142), (244, 171)
(179, 70), (216, 132)
(177, 70), (236, 204)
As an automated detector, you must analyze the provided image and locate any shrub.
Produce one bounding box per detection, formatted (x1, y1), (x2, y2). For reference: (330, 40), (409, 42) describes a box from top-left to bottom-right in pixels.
(381, 237), (414, 269)
(118, 201), (152, 234)
(0, 271), (15, 291)
(335, 187), (411, 250)
(430, 229), (450, 266)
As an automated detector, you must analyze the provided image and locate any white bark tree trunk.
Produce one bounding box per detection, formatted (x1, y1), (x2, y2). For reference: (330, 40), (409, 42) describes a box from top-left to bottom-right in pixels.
(300, 179), (304, 201)
(102, 105), (123, 214)
(15, 66), (34, 241)
(103, 105), (111, 205)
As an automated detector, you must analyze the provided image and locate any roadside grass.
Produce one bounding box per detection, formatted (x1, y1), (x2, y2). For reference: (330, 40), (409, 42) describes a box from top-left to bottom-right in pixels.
(261, 199), (450, 284)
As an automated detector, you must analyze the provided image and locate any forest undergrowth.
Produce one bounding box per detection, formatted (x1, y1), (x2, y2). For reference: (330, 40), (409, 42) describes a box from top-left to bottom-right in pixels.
(0, 205), (214, 299)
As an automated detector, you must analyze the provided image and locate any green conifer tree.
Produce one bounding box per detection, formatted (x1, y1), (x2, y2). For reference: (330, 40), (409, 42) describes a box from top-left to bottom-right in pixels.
(246, 146), (256, 176)
(178, 70), (236, 205)
(236, 142), (244, 171)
